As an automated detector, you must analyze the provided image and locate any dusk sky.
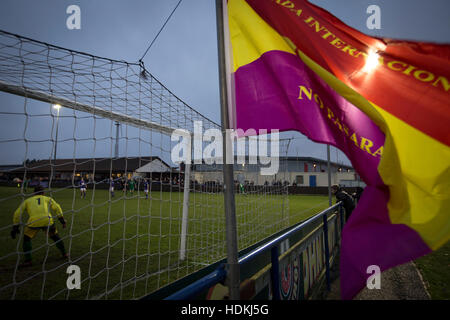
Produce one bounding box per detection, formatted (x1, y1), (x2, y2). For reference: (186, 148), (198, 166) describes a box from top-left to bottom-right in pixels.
(0, 0), (449, 166)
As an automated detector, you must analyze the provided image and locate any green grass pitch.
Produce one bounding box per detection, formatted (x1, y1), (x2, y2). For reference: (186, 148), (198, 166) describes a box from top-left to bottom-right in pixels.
(0, 186), (329, 300)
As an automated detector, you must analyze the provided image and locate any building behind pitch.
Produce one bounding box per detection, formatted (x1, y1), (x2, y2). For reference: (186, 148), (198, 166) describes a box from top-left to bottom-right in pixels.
(192, 156), (365, 187)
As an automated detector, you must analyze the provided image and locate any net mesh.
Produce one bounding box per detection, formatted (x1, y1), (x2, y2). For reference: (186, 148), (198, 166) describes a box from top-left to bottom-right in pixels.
(0, 30), (293, 299)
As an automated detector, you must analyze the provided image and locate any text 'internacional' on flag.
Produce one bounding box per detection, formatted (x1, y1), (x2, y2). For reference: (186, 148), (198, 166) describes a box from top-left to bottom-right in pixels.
(224, 0), (450, 299)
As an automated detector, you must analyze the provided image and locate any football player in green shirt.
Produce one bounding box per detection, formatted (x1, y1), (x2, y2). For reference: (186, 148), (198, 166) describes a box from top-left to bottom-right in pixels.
(128, 179), (135, 196)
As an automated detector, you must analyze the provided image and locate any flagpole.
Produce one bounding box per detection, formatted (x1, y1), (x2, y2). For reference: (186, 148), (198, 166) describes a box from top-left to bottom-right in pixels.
(327, 145), (332, 206)
(215, 0), (240, 300)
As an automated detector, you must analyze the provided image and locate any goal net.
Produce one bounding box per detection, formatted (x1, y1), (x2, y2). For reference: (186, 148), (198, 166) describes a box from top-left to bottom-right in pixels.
(0, 30), (292, 299)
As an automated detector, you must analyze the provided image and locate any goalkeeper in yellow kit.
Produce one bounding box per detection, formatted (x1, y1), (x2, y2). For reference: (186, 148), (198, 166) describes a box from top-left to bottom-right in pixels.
(11, 185), (68, 267)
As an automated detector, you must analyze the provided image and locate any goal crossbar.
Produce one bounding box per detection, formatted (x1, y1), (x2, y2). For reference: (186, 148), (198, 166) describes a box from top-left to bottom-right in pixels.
(0, 80), (178, 136)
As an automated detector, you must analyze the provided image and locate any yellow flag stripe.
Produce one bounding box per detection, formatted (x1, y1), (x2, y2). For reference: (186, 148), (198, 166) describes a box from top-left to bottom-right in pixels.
(373, 106), (450, 250)
(228, 0), (294, 72)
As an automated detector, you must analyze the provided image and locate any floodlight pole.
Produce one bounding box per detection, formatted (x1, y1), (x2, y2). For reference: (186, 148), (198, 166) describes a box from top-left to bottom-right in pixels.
(216, 0), (240, 300)
(53, 106), (61, 163)
(115, 121), (120, 158)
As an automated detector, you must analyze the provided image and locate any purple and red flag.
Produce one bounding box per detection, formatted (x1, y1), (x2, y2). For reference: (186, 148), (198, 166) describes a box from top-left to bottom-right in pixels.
(224, 0), (450, 299)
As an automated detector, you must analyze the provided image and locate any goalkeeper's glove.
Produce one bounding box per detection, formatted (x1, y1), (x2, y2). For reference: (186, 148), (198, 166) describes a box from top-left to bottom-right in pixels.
(10, 225), (20, 239)
(58, 217), (66, 229)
